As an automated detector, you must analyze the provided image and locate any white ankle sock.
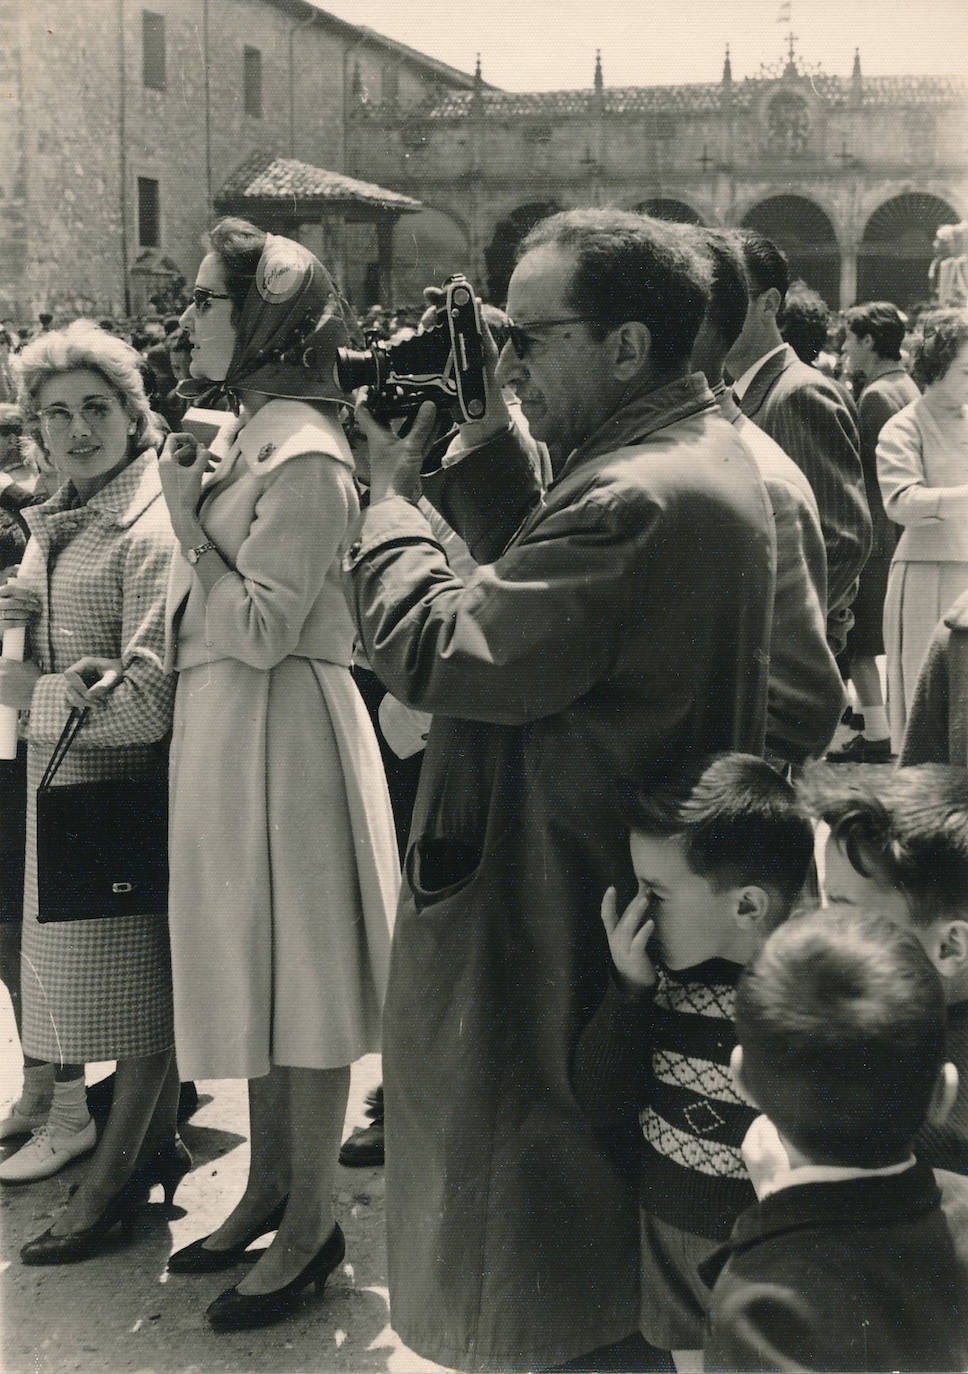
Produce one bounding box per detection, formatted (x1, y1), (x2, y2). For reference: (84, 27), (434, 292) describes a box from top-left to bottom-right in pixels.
(47, 1075), (91, 1137)
(17, 1063), (54, 1117)
(861, 706), (889, 739)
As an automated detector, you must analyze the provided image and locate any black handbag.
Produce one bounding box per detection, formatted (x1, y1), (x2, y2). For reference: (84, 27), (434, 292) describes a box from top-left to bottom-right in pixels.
(36, 707), (169, 923)
(0, 741), (27, 922)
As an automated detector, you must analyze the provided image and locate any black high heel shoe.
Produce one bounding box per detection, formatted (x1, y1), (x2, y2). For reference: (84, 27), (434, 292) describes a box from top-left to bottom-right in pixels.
(167, 1194), (289, 1274)
(206, 1222), (345, 1331)
(20, 1176), (146, 1265)
(136, 1135), (193, 1209)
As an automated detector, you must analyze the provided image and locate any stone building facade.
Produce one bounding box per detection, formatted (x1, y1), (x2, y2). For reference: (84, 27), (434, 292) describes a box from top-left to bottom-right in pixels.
(1, 7), (965, 320)
(0, 0), (475, 319)
(348, 46), (968, 308)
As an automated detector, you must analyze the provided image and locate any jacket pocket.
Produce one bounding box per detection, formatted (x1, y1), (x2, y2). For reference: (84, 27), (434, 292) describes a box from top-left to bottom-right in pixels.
(407, 834), (483, 909)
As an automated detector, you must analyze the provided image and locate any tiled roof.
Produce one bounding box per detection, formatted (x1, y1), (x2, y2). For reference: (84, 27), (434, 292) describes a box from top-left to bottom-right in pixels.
(358, 71), (967, 120)
(216, 151), (422, 211)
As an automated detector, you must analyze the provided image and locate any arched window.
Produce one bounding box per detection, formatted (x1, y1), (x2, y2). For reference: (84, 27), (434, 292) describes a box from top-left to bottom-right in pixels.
(741, 195), (840, 305)
(858, 193), (962, 308)
(484, 202), (562, 305)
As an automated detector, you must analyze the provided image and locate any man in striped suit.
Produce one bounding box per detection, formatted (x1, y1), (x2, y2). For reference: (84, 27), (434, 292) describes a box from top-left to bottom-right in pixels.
(727, 231), (871, 656)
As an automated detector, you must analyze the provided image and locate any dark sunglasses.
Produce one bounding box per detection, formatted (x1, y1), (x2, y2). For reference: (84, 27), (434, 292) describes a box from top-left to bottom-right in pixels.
(505, 315), (596, 359)
(192, 287), (232, 312)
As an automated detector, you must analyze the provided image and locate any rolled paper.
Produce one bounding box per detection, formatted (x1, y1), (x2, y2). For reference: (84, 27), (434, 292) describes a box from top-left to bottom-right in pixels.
(0, 626), (25, 759)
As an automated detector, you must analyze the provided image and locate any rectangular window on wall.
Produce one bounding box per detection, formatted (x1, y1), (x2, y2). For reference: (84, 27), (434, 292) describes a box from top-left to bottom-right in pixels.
(142, 10), (165, 90)
(137, 177), (160, 248)
(243, 46), (263, 118)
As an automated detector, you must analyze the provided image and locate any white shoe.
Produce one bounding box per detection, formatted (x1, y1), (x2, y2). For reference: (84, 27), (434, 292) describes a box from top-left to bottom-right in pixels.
(0, 1119), (97, 1184)
(0, 1102), (49, 1141)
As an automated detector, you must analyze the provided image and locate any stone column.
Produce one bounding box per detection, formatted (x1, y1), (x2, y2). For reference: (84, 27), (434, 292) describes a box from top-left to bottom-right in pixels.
(839, 243), (858, 309)
(376, 216), (396, 308)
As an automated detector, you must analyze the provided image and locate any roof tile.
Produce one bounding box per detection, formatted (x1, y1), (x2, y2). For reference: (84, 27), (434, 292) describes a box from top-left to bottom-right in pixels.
(216, 151), (422, 210)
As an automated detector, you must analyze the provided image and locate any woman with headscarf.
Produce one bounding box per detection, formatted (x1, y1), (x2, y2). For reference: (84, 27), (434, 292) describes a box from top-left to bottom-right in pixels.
(158, 219), (398, 1331)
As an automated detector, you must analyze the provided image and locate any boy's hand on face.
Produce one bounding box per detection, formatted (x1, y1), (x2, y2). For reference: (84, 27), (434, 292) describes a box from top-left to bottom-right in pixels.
(601, 885), (657, 994)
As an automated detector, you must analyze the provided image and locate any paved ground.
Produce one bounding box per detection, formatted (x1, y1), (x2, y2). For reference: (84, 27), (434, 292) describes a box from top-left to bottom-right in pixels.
(0, 1015), (443, 1374)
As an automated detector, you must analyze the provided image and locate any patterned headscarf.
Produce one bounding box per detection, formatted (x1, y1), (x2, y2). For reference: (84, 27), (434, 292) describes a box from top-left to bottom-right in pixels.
(189, 234), (352, 409)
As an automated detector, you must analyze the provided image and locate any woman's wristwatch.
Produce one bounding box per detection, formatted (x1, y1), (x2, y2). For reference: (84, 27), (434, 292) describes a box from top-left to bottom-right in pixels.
(185, 540), (217, 565)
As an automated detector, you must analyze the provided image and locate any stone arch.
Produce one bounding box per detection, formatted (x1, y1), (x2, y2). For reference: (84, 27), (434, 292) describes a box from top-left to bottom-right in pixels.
(484, 201), (562, 305)
(740, 194), (841, 306)
(857, 192), (963, 309)
(391, 207), (471, 306)
(633, 198), (704, 225)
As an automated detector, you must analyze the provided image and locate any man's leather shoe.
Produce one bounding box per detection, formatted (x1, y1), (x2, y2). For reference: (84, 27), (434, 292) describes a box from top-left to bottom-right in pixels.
(826, 734), (894, 763)
(338, 1117), (384, 1167)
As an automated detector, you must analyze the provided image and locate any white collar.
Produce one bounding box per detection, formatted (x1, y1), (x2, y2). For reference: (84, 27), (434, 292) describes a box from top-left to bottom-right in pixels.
(743, 1113), (917, 1202)
(732, 344), (788, 401)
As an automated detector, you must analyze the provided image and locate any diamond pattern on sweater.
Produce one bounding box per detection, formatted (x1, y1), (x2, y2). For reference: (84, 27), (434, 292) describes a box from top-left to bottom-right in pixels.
(642, 1111), (746, 1179)
(653, 1049), (745, 1105)
(655, 973), (734, 1021)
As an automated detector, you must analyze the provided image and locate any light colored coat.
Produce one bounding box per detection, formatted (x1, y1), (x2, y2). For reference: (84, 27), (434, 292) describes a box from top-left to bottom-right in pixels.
(877, 395), (968, 561)
(165, 400), (398, 1079)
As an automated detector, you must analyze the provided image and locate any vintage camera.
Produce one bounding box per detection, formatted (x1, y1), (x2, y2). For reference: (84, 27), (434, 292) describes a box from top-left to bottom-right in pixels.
(334, 275), (487, 424)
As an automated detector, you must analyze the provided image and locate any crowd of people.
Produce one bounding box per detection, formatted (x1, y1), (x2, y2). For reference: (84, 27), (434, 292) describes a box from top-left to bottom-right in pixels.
(0, 207), (966, 1371)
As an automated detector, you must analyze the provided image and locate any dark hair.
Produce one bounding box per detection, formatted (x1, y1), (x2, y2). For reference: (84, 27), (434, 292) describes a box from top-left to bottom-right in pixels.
(692, 227), (749, 349)
(480, 302), (511, 353)
(912, 308), (968, 388)
(780, 286), (830, 364)
(845, 301), (908, 362)
(207, 216), (268, 320)
(519, 209), (711, 370)
(620, 752), (814, 913)
(804, 762), (968, 926)
(734, 230), (790, 309)
(736, 908), (946, 1166)
(163, 316), (181, 336)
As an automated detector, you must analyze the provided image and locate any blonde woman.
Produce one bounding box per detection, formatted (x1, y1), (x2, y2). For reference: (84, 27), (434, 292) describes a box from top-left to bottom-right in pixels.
(0, 322), (183, 1260)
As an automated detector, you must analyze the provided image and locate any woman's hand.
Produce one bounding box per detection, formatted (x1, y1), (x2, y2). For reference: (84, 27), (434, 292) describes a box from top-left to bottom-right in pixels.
(0, 578), (40, 630)
(0, 657), (40, 709)
(159, 432), (210, 547)
(62, 656), (123, 711)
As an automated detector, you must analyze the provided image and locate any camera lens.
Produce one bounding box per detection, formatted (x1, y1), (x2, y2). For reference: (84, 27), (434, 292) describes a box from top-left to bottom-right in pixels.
(335, 347), (382, 393)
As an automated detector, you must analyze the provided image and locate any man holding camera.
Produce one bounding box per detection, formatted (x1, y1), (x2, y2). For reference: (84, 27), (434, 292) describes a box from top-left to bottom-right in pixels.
(342, 209), (776, 1372)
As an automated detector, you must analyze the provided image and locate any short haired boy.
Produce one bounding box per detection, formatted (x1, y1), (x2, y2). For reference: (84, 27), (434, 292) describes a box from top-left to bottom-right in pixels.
(572, 753), (814, 1354)
(810, 762), (968, 1172)
(702, 908), (968, 1372)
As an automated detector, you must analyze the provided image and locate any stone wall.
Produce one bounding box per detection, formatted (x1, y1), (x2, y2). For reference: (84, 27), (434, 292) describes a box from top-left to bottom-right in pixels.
(0, 0), (470, 320)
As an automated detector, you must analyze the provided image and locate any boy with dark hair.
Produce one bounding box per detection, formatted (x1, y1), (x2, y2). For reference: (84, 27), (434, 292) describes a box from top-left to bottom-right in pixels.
(704, 908), (968, 1371)
(808, 762), (968, 1172)
(573, 753), (815, 1357)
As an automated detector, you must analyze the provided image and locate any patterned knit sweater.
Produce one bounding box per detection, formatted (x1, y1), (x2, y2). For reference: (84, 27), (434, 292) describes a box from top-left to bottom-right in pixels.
(573, 958), (757, 1242)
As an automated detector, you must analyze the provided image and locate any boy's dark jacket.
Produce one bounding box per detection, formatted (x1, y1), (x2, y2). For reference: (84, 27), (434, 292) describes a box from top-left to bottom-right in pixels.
(701, 1160), (968, 1371)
